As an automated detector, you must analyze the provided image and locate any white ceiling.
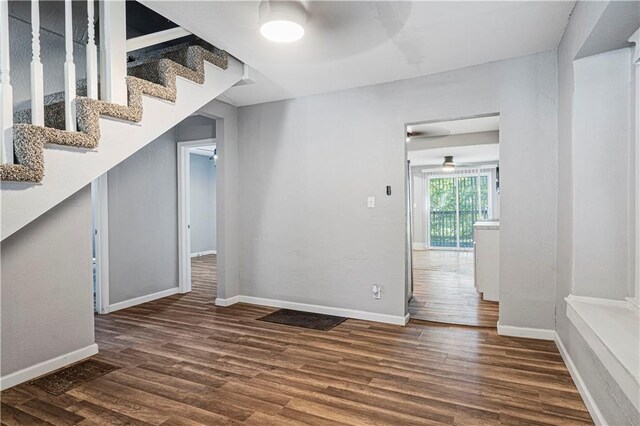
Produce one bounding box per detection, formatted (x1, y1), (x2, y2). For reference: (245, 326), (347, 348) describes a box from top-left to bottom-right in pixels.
(408, 143), (499, 167)
(190, 145), (216, 157)
(143, 1), (575, 106)
(408, 115), (499, 139)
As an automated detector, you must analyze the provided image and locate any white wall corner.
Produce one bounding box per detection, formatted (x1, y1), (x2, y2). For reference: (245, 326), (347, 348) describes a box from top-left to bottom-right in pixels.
(0, 344), (99, 391)
(214, 295), (240, 307)
(496, 321), (556, 340)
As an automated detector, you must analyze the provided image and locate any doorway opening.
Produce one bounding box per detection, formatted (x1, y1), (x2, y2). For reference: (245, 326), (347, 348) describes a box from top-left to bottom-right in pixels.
(406, 114), (500, 327)
(177, 126), (219, 301)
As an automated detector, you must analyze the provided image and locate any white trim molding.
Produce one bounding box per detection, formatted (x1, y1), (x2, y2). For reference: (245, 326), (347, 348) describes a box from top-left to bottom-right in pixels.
(91, 174), (110, 314)
(177, 138), (218, 294)
(496, 322), (555, 340)
(215, 295), (410, 326)
(191, 250), (216, 258)
(108, 287), (179, 312)
(554, 333), (606, 426)
(0, 344), (98, 391)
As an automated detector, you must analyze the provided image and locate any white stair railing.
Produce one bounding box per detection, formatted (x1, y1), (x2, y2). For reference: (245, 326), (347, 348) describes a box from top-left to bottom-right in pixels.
(99, 0), (127, 104)
(0, 0), (13, 164)
(64, 0), (76, 131)
(86, 0), (98, 100)
(30, 0), (44, 126)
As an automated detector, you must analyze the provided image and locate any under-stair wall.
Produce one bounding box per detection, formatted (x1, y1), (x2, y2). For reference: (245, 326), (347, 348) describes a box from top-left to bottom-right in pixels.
(1, 186), (96, 390)
(0, 0), (245, 241)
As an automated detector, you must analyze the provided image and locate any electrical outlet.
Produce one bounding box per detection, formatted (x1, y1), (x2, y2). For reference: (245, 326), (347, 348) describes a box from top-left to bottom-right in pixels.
(372, 284), (382, 299)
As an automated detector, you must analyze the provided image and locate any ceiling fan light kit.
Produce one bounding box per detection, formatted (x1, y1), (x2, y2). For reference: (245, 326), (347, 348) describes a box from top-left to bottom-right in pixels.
(259, 0), (307, 43)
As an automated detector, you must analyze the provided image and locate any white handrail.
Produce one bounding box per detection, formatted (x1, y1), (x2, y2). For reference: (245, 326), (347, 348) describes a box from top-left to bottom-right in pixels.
(126, 27), (191, 53)
(30, 0), (44, 125)
(63, 0), (76, 131)
(0, 0), (12, 164)
(86, 0), (98, 99)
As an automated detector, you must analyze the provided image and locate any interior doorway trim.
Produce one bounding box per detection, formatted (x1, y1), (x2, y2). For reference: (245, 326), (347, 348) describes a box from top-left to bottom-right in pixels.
(91, 173), (110, 314)
(177, 137), (217, 294)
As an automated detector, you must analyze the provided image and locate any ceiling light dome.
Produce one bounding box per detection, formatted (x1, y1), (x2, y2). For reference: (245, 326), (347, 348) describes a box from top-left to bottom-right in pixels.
(259, 0), (307, 43)
(442, 156), (455, 171)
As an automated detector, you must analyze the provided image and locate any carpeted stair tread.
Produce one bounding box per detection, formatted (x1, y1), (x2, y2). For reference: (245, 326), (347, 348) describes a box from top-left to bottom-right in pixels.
(1, 44), (228, 183)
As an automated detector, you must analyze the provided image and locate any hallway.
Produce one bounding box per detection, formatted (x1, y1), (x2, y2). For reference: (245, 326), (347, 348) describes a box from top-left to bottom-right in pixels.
(410, 250), (499, 327)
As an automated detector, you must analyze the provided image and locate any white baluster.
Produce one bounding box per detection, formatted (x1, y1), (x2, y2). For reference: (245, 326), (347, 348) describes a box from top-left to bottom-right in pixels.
(86, 0), (98, 99)
(99, 0), (127, 104)
(30, 0), (44, 125)
(0, 0), (13, 164)
(64, 0), (76, 131)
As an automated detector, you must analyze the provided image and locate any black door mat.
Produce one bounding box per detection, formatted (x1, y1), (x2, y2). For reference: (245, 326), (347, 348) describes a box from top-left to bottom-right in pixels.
(258, 309), (347, 331)
(27, 359), (119, 395)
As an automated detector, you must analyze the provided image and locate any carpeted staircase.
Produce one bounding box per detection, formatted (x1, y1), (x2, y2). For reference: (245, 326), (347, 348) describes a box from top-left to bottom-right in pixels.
(1, 42), (228, 183)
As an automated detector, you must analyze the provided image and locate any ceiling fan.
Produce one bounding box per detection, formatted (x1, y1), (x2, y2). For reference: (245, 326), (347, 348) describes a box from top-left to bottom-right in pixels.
(438, 155), (500, 171)
(406, 126), (451, 141)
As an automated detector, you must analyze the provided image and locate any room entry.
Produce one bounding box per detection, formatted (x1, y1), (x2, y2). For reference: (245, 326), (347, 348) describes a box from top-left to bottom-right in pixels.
(405, 114), (500, 327)
(177, 114), (220, 299)
(177, 139), (218, 297)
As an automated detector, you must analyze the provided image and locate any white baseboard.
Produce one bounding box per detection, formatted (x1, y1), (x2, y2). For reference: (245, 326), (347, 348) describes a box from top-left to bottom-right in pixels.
(497, 321), (555, 340)
(402, 313), (411, 325)
(218, 295), (408, 326)
(108, 287), (179, 312)
(0, 343), (99, 391)
(214, 295), (240, 307)
(190, 250), (216, 258)
(555, 333), (606, 426)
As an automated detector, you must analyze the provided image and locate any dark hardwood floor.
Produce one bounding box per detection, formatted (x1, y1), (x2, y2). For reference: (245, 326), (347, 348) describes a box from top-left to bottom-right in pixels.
(410, 250), (500, 327)
(1, 253), (591, 425)
(191, 254), (218, 297)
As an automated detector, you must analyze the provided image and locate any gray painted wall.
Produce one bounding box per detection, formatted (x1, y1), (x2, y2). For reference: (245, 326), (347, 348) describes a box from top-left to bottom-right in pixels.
(572, 48), (633, 300)
(1, 186), (94, 377)
(237, 50), (558, 324)
(556, 1), (639, 424)
(107, 128), (179, 304)
(190, 153), (217, 254)
(177, 115), (217, 142)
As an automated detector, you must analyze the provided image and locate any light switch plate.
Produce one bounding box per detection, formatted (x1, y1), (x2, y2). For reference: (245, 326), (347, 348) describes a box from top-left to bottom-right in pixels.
(367, 196), (375, 208)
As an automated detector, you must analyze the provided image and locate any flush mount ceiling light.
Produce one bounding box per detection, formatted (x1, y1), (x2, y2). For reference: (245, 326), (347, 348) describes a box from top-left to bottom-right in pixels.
(442, 156), (455, 171)
(259, 0), (307, 43)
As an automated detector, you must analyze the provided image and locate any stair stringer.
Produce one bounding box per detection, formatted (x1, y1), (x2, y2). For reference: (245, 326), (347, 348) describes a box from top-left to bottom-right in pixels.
(1, 57), (243, 241)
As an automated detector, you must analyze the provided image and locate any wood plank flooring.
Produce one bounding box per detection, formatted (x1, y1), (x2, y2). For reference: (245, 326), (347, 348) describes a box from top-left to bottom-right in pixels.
(410, 250), (500, 327)
(1, 254), (591, 425)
